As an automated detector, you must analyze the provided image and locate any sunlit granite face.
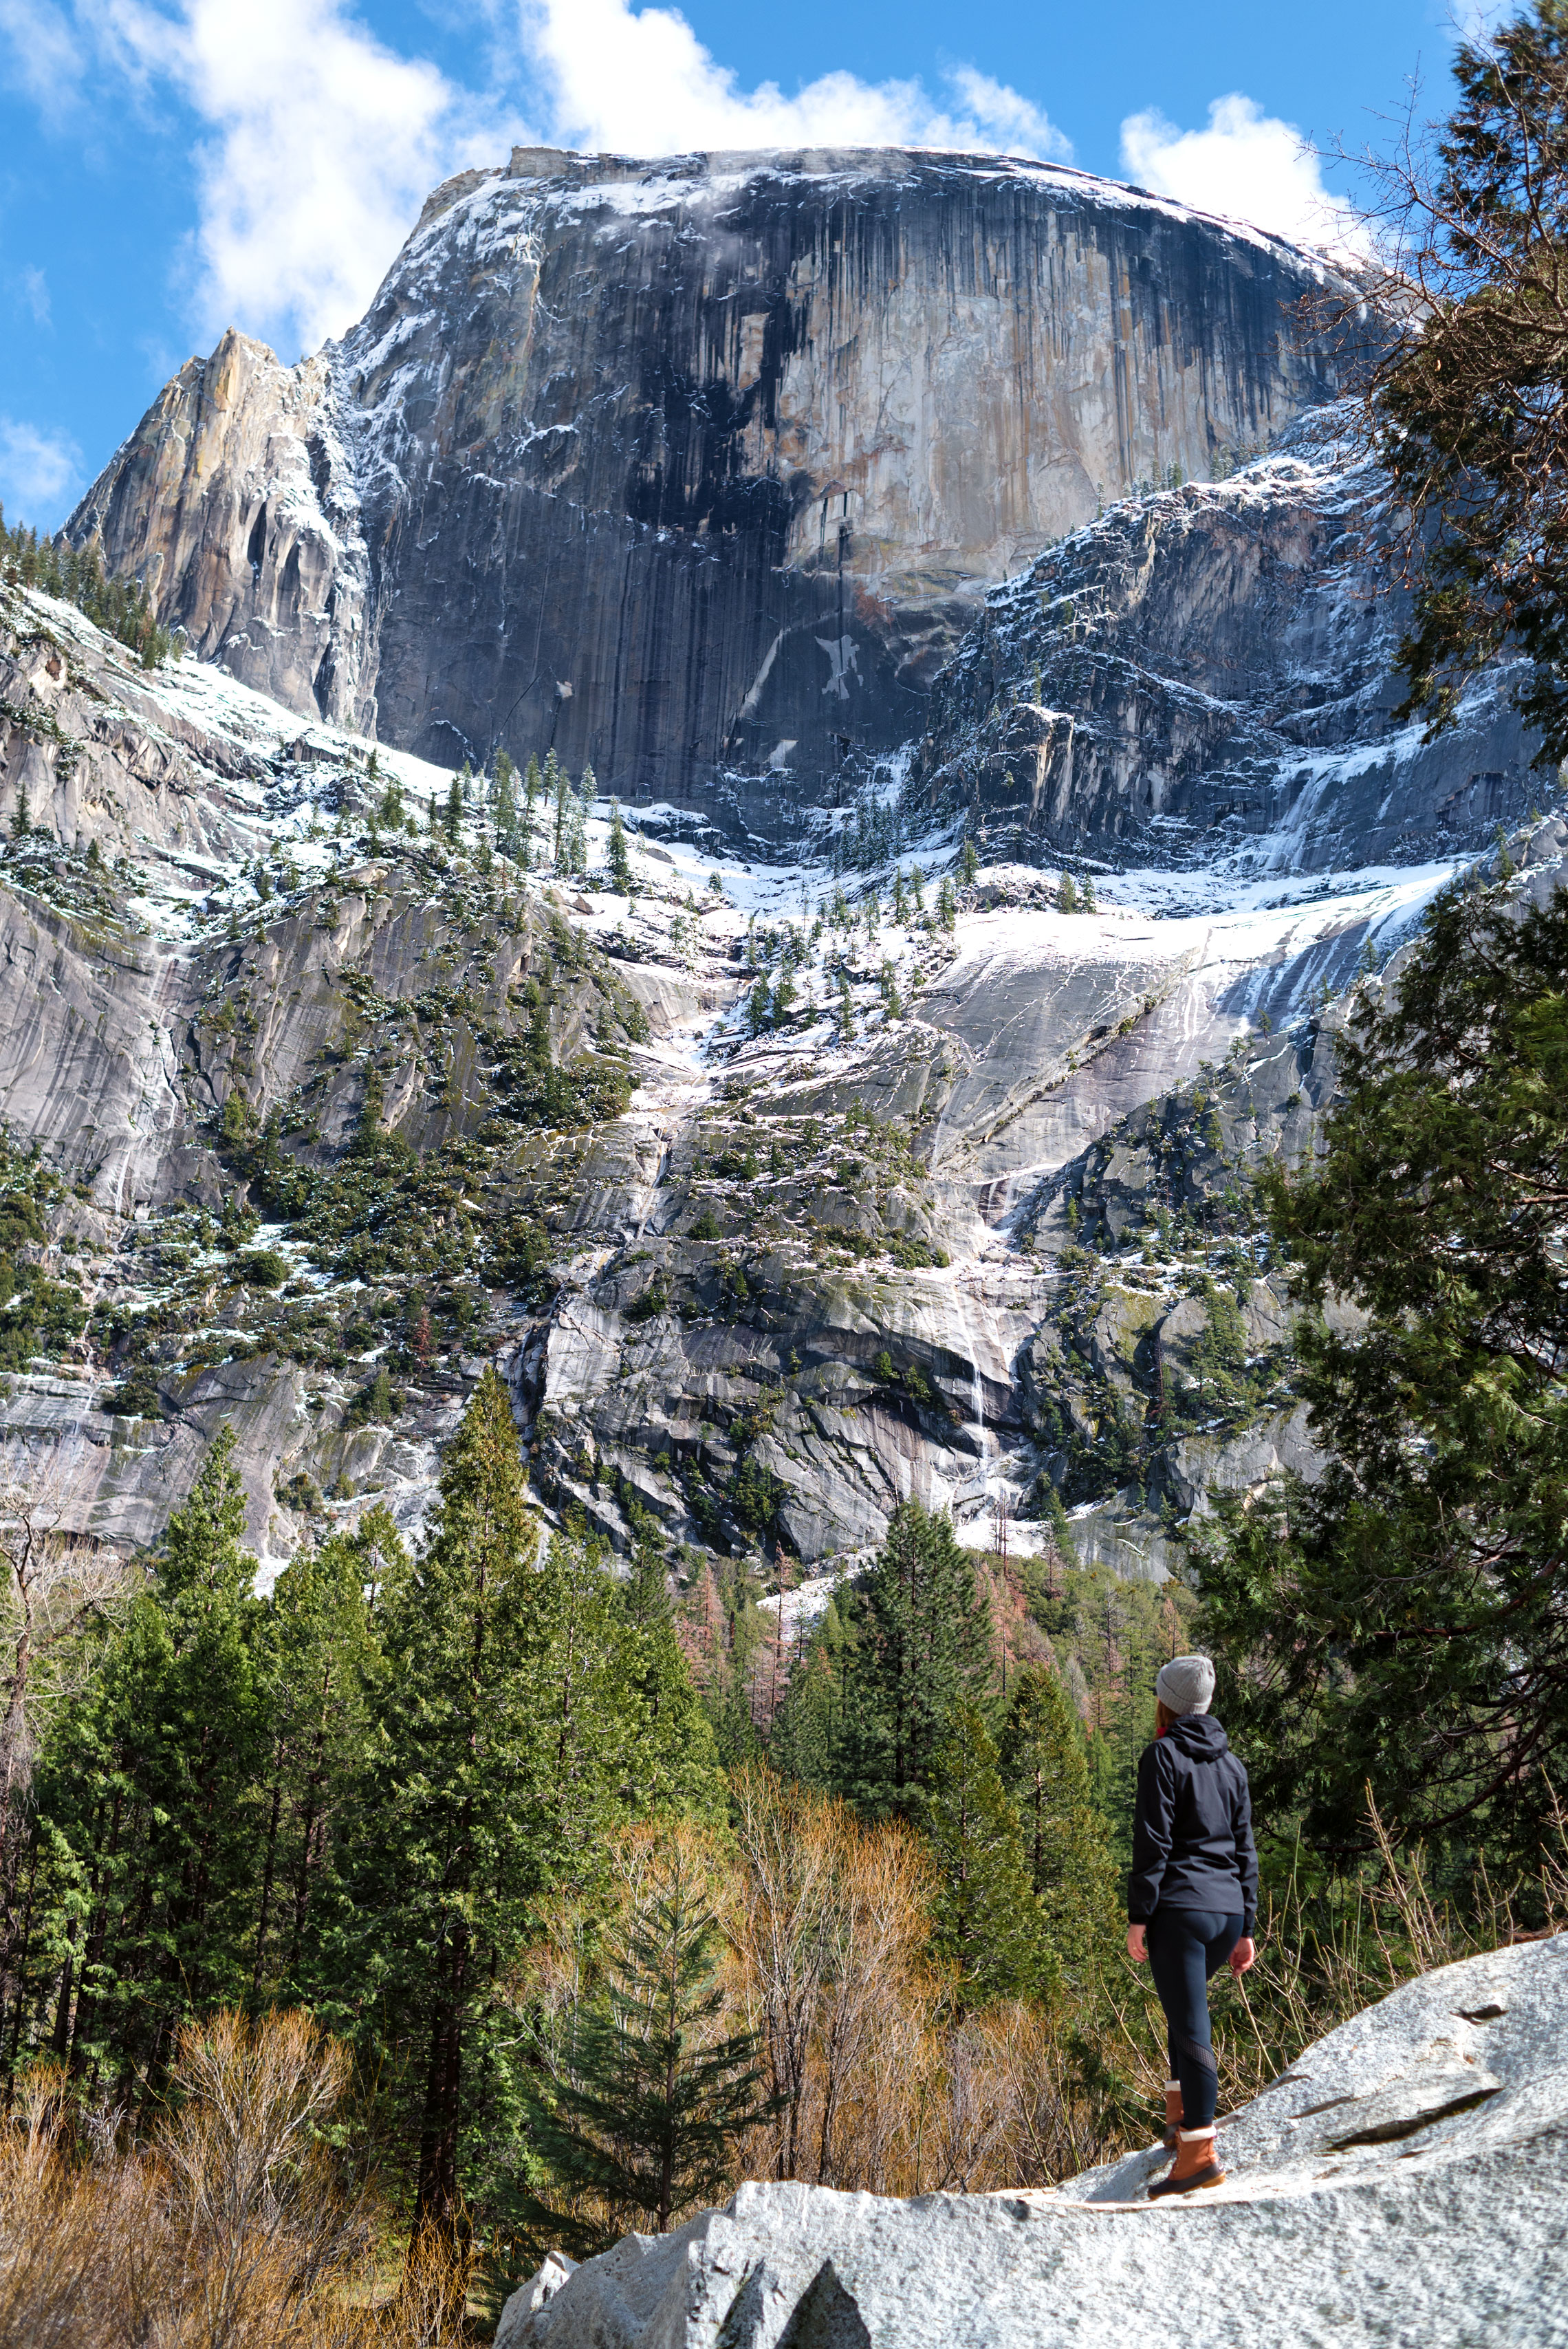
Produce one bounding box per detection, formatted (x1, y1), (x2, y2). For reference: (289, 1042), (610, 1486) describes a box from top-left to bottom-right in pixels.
(70, 147), (1348, 837)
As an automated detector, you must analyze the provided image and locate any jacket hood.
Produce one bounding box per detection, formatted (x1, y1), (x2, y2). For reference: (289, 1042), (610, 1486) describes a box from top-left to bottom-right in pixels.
(1165, 1713), (1230, 1762)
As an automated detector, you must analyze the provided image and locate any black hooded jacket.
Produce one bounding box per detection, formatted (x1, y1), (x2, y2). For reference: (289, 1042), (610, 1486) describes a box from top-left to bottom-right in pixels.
(1128, 1713), (1258, 1932)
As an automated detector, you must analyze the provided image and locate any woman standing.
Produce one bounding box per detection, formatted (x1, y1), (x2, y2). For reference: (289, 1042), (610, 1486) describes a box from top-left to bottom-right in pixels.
(1126, 1653), (1258, 2198)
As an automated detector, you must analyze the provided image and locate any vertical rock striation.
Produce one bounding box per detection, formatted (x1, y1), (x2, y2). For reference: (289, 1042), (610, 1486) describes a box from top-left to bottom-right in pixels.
(70, 148), (1353, 836)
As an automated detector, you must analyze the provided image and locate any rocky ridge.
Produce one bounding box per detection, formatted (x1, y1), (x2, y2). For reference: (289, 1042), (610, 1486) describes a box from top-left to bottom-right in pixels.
(497, 1931), (1568, 2348)
(917, 412), (1538, 871)
(69, 148), (1352, 833)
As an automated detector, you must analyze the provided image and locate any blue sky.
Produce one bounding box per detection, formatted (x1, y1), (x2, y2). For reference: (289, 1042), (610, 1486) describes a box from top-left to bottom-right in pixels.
(0, 0), (1505, 530)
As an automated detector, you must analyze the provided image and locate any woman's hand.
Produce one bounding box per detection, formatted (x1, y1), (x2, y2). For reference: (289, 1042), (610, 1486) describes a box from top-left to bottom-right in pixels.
(1126, 1923), (1148, 1963)
(1228, 1935), (1256, 1978)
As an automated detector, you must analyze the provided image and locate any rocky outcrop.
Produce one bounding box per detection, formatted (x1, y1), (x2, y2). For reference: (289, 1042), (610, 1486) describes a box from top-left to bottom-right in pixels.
(497, 1931), (1568, 2348)
(6, 562), (1566, 1581)
(917, 417), (1538, 869)
(71, 149), (1353, 834)
(65, 334), (370, 731)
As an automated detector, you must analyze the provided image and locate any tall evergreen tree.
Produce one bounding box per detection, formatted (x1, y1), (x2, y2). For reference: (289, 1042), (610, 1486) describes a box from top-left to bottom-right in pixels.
(318, 1370), (549, 2238)
(522, 1834), (773, 2251)
(1357, 3), (1568, 761)
(1198, 880), (1568, 1869)
(922, 1702), (1056, 2006)
(31, 1427), (271, 2095)
(619, 1546), (726, 1820)
(494, 751), (518, 856)
(248, 1516), (388, 2000)
(829, 1502), (994, 1817)
(999, 1666), (1118, 1982)
(608, 800), (632, 894)
(546, 750), (567, 867)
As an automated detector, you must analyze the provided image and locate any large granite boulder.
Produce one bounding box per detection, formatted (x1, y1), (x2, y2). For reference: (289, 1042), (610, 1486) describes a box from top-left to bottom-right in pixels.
(497, 1932), (1568, 2347)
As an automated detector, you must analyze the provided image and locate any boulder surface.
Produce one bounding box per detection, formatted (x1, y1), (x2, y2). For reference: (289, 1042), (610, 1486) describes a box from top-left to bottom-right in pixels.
(497, 1932), (1568, 2348)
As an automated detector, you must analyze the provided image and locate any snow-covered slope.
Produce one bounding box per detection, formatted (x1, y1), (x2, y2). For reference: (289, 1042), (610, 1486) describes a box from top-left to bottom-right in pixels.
(8, 305), (1568, 1592)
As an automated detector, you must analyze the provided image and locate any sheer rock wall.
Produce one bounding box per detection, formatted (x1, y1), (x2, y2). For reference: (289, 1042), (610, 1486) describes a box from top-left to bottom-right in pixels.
(69, 148), (1351, 838)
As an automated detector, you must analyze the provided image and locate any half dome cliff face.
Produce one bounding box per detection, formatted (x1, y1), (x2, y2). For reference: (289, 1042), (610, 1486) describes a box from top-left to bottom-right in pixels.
(69, 146), (1350, 839)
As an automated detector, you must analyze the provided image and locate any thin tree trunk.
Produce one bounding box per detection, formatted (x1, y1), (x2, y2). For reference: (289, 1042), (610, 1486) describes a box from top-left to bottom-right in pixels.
(413, 1923), (470, 2238)
(4, 1830), (39, 2095)
(251, 1762), (285, 1999)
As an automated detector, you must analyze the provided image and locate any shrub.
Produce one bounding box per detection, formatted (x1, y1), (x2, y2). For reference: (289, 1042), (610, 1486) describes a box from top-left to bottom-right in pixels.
(237, 1248), (289, 1290)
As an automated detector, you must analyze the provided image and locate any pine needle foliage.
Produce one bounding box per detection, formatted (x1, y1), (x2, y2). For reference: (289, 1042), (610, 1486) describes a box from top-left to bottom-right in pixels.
(922, 1703), (1056, 2006)
(999, 1665), (1120, 1984)
(826, 1502), (995, 1818)
(1353, 2), (1568, 760)
(1197, 879), (1568, 1872)
(521, 1835), (774, 2251)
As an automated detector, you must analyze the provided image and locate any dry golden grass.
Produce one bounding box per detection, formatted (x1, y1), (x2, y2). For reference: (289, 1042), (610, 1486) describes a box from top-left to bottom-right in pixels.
(6, 1795), (1562, 2337)
(0, 2012), (473, 2349)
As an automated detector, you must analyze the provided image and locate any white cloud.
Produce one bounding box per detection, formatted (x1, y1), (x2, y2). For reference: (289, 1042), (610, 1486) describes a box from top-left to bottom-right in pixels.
(19, 266), (52, 327)
(521, 0), (1068, 162)
(93, 0), (522, 354)
(1120, 94), (1366, 257)
(0, 0), (85, 111)
(0, 417), (83, 524)
(2, 0), (1067, 362)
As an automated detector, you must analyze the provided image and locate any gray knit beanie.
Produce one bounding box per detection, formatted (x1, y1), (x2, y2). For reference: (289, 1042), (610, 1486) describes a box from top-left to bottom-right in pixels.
(1156, 1653), (1215, 1716)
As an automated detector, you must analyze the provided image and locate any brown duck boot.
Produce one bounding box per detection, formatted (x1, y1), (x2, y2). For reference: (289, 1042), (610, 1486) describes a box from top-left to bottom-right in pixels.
(1148, 2125), (1226, 2199)
(1161, 2080), (1184, 2151)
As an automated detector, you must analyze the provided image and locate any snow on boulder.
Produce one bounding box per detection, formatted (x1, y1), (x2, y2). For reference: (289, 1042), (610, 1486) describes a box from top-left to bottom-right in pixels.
(497, 1931), (1568, 2347)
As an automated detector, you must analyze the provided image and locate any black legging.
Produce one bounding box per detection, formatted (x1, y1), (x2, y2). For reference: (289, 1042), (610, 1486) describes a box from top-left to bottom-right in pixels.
(1146, 1907), (1243, 2130)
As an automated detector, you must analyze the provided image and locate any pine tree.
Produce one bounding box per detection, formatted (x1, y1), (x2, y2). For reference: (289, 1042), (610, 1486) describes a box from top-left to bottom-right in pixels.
(999, 1666), (1118, 1983)
(522, 1833), (773, 2250)
(318, 1370), (549, 2238)
(524, 753), (542, 820)
(618, 1546), (726, 1820)
(1057, 872), (1078, 913)
(30, 1427), (272, 2090)
(961, 836), (979, 884)
(444, 772), (463, 845)
(315, 1382), (655, 2240)
(608, 801), (632, 893)
(494, 751), (518, 856)
(546, 750), (566, 867)
(1197, 878), (1568, 1868)
(10, 784), (28, 841)
(830, 1502), (994, 1818)
(923, 1703), (1056, 2006)
(833, 971), (853, 1041)
(248, 1515), (387, 2000)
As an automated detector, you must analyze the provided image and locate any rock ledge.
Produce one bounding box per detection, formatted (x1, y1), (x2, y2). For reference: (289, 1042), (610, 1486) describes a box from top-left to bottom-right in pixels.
(499, 1934), (1568, 2347)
